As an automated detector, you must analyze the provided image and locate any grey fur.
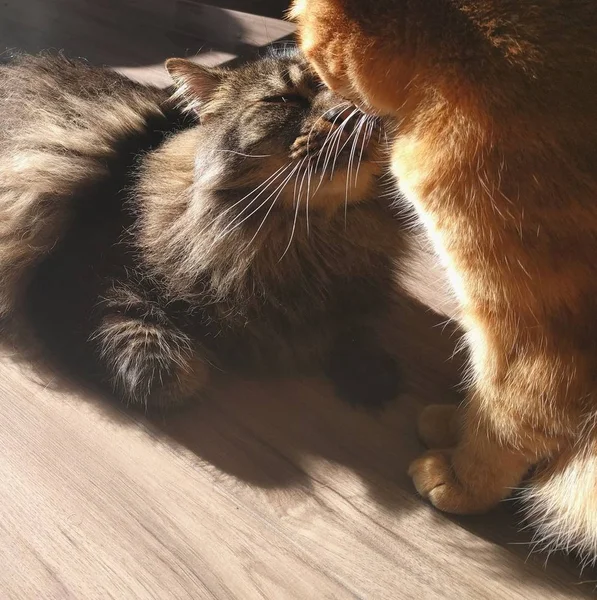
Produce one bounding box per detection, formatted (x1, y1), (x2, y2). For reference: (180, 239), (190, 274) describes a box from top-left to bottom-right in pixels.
(0, 52), (404, 409)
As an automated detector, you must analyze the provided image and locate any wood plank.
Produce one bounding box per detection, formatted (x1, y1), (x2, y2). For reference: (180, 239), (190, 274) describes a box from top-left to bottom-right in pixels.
(0, 337), (591, 599)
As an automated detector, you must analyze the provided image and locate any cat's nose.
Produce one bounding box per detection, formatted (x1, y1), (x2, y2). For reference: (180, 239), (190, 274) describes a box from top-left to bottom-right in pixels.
(323, 105), (359, 133)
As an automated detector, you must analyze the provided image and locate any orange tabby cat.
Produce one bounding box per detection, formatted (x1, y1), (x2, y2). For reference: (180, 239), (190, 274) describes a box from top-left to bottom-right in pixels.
(291, 0), (597, 560)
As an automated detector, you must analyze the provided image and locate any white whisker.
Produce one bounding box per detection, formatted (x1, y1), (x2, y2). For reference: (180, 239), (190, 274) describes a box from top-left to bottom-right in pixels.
(193, 161), (293, 241)
(326, 108), (361, 182)
(279, 158), (308, 261)
(214, 162), (299, 241)
(245, 159), (305, 248)
(314, 107), (360, 194)
(305, 157), (314, 235)
(313, 108), (348, 176)
(304, 101), (351, 153)
(354, 116), (375, 187)
(344, 116), (366, 222)
(217, 149), (272, 158)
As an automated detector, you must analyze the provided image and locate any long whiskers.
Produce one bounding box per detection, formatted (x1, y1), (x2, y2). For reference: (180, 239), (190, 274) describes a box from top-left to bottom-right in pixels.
(192, 161), (294, 242)
(213, 162), (298, 242)
(217, 149), (272, 158)
(313, 107), (360, 196)
(201, 103), (377, 259)
(312, 107), (351, 177)
(354, 116), (376, 187)
(330, 112), (361, 183)
(303, 101), (351, 154)
(344, 113), (368, 221)
(322, 107), (360, 181)
(304, 155), (314, 235)
(245, 158), (306, 249)
(279, 157), (310, 261)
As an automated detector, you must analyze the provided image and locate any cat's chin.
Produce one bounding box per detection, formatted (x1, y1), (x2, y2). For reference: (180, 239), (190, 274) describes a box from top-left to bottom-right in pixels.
(325, 168), (379, 206)
(279, 162), (381, 212)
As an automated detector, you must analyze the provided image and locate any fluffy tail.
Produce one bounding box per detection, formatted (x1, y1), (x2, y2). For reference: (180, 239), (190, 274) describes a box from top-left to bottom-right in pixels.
(523, 441), (597, 564)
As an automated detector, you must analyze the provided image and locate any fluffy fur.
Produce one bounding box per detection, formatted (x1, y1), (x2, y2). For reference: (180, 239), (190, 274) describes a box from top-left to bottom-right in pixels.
(0, 54), (168, 320)
(292, 0), (597, 561)
(0, 52), (403, 409)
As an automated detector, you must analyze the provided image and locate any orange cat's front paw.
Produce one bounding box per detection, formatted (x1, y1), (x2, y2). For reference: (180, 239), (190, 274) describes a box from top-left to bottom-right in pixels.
(408, 451), (491, 515)
(418, 404), (460, 449)
(408, 451), (457, 509)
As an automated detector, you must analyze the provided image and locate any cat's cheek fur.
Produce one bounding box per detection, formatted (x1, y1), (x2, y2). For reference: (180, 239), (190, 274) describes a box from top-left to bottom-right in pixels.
(312, 162), (381, 211)
(292, 0), (415, 115)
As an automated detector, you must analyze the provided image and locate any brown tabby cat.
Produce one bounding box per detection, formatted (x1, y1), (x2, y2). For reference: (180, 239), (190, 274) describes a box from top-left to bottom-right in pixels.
(292, 0), (597, 560)
(0, 51), (402, 410)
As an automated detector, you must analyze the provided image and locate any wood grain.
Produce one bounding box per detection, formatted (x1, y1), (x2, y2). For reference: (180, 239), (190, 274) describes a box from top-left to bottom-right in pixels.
(0, 2), (595, 598)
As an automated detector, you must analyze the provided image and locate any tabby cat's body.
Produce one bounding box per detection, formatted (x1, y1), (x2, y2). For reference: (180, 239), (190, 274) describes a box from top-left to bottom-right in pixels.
(0, 53), (402, 408)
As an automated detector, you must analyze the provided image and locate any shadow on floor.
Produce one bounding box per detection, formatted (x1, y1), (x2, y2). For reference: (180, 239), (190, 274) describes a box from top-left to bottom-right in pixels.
(10, 283), (595, 597)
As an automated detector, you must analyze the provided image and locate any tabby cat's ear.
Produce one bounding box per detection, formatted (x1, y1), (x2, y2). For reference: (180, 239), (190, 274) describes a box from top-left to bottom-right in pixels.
(165, 58), (224, 112)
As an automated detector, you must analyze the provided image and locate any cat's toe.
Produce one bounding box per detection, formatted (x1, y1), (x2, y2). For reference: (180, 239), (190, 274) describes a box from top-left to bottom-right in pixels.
(408, 450), (492, 515)
(408, 450), (465, 513)
(409, 451), (451, 497)
(417, 404), (460, 448)
(290, 135), (311, 159)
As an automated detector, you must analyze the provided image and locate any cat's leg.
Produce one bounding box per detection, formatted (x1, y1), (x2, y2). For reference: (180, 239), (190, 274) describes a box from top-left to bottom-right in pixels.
(408, 400), (554, 514)
(92, 286), (210, 409)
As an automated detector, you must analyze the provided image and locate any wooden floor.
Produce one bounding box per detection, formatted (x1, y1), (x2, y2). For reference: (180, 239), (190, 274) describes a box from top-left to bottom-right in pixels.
(0, 2), (595, 598)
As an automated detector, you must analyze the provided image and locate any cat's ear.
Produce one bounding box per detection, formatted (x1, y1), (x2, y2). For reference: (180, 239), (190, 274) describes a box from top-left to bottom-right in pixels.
(165, 58), (224, 112)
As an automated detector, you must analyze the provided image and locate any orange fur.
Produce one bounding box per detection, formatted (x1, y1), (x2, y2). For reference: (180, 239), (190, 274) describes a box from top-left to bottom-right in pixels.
(292, 0), (597, 560)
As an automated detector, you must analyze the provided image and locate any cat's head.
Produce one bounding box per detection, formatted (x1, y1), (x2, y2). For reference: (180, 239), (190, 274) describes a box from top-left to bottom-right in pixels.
(165, 50), (384, 212)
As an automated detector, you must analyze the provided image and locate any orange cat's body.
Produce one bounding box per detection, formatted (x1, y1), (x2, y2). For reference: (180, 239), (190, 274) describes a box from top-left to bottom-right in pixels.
(292, 0), (597, 558)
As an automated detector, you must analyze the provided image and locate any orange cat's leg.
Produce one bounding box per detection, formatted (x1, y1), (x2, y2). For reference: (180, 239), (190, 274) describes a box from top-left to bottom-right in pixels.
(409, 406), (540, 514)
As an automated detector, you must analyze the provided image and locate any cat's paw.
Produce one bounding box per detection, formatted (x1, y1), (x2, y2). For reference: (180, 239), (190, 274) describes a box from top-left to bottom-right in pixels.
(290, 133), (329, 159)
(408, 450), (467, 514)
(408, 451), (490, 515)
(290, 134), (312, 160)
(418, 404), (460, 449)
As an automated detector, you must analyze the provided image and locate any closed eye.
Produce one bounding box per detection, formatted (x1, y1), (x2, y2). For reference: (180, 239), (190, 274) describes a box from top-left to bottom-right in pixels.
(261, 94), (308, 106)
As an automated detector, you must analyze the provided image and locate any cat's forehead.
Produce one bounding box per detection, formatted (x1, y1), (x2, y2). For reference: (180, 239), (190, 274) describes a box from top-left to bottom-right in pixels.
(234, 54), (318, 94)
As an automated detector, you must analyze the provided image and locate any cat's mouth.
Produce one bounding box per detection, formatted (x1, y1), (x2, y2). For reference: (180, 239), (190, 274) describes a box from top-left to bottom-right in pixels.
(277, 110), (383, 209)
(289, 111), (382, 173)
(231, 109), (384, 214)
